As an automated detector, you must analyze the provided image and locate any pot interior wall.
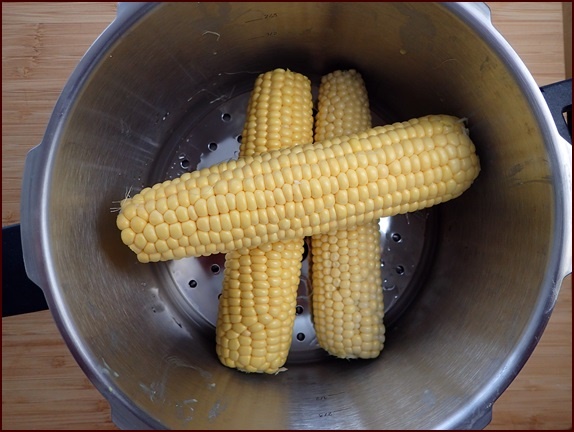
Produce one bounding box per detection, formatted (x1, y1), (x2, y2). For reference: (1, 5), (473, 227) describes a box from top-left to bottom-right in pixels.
(44, 3), (554, 429)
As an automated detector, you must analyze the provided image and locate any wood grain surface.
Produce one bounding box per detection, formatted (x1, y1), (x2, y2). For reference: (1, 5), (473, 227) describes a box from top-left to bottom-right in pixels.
(2, 2), (571, 430)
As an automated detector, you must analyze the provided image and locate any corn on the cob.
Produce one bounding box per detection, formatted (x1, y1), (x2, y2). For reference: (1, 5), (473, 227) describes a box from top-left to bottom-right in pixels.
(116, 114), (480, 262)
(216, 69), (313, 374)
(311, 70), (385, 359)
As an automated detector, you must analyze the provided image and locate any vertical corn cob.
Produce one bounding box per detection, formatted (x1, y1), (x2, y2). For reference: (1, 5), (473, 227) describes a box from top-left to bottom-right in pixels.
(117, 114), (480, 261)
(215, 69), (314, 373)
(311, 70), (385, 359)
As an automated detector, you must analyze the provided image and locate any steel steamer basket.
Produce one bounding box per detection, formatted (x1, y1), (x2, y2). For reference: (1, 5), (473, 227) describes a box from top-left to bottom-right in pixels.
(20, 3), (572, 429)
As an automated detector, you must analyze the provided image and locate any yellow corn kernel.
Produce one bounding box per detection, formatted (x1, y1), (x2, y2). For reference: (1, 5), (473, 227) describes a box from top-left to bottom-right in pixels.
(311, 69), (385, 359)
(215, 68), (313, 374)
(117, 114), (480, 261)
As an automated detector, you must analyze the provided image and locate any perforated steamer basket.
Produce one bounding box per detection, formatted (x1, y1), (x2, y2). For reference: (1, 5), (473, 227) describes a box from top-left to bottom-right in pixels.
(21, 2), (571, 430)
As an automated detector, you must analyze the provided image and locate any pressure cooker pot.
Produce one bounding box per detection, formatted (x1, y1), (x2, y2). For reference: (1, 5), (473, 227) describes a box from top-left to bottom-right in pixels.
(21, 2), (572, 429)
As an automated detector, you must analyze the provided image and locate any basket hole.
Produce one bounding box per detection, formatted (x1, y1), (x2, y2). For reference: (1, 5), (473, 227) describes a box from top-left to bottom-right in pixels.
(296, 332), (306, 341)
(208, 142), (218, 152)
(180, 159), (190, 169)
(295, 305), (304, 315)
(221, 113), (231, 122)
(391, 232), (402, 242)
(236, 135), (242, 143)
(210, 264), (221, 274)
(395, 265), (405, 275)
(188, 280), (198, 288)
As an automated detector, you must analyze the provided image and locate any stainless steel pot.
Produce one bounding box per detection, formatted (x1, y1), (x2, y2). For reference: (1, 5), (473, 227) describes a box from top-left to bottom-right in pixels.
(20, 2), (572, 429)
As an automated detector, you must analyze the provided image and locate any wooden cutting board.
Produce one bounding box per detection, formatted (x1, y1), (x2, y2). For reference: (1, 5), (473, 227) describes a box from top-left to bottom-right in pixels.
(2, 2), (571, 430)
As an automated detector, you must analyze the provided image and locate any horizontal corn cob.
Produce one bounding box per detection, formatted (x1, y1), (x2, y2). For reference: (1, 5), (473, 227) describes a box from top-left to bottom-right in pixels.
(311, 70), (385, 359)
(216, 69), (312, 374)
(116, 114), (480, 262)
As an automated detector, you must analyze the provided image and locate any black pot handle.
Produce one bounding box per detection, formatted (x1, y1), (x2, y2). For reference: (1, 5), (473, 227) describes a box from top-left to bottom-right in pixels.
(540, 78), (572, 144)
(2, 224), (48, 316)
